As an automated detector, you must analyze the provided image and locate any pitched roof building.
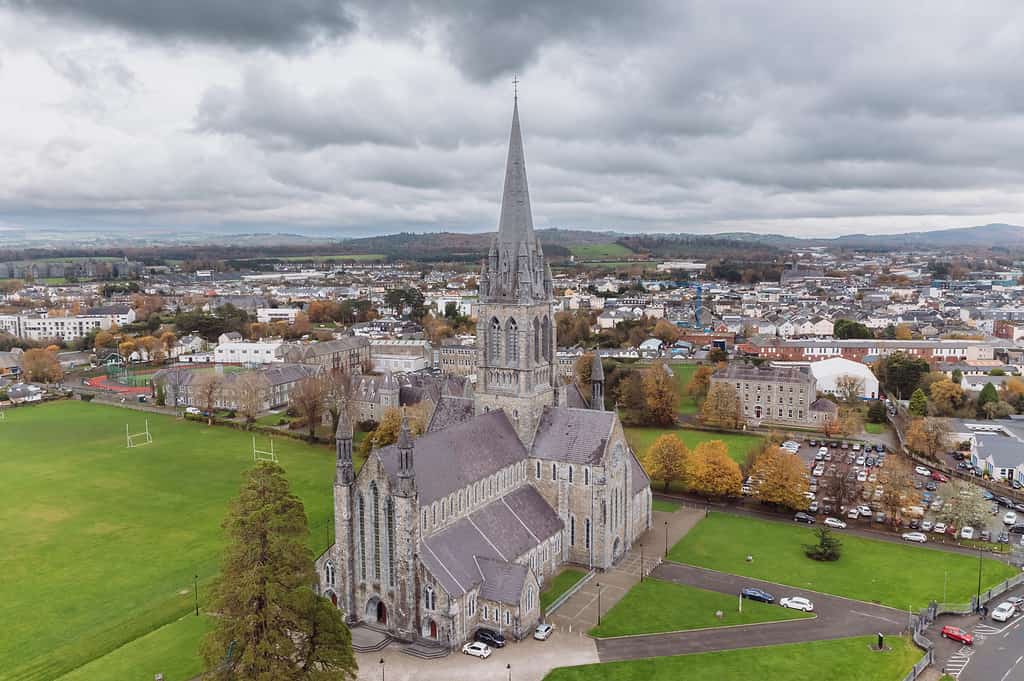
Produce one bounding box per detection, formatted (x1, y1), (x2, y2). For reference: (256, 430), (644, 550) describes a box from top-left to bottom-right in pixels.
(316, 98), (652, 649)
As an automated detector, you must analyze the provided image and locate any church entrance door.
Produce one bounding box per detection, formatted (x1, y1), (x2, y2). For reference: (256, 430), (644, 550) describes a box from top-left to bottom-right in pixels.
(429, 620), (437, 638)
(377, 601), (388, 624)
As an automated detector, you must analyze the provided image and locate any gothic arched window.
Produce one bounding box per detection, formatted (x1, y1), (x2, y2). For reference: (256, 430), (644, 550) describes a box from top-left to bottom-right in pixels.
(386, 497), (396, 587)
(542, 315), (552, 362)
(325, 561), (336, 588)
(356, 493), (366, 580)
(424, 585), (436, 610)
(369, 482), (381, 580)
(489, 317), (501, 362)
(506, 318), (518, 363)
(533, 317), (541, 362)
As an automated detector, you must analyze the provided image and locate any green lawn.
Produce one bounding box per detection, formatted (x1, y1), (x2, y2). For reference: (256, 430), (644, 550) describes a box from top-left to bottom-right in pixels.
(570, 243), (634, 259)
(625, 426), (764, 466)
(255, 411), (291, 427)
(670, 513), (1017, 610)
(589, 578), (810, 638)
(651, 498), (681, 513)
(542, 568), (589, 611)
(669, 364), (699, 414)
(544, 635), (922, 681)
(865, 422), (886, 434)
(56, 615), (213, 681)
(0, 401), (344, 681)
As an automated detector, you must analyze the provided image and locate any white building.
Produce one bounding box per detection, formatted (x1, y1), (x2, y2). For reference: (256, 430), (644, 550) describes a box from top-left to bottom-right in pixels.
(214, 340), (286, 365)
(809, 357), (879, 400)
(370, 339), (431, 373)
(256, 308), (301, 324)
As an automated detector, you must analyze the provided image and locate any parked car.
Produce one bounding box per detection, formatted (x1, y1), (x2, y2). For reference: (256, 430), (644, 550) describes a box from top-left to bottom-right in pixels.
(999, 531), (1010, 543)
(856, 456), (866, 466)
(847, 508), (860, 520)
(932, 523), (947, 534)
(1009, 524), (1024, 535)
(742, 587), (775, 603)
(858, 505), (872, 517)
(794, 512), (815, 524)
(921, 520), (934, 532)
(998, 496), (1016, 508)
(462, 641), (492, 658)
(925, 482), (938, 491)
(940, 626), (974, 645)
(1007, 596), (1024, 609)
(185, 406), (202, 415)
(533, 623), (553, 640)
(824, 517), (847, 529)
(1005, 511), (1019, 526)
(902, 532), (928, 543)
(857, 470), (868, 482)
(874, 512), (887, 523)
(808, 500), (820, 514)
(475, 628), (506, 648)
(915, 466), (931, 476)
(960, 526), (975, 540)
(991, 602), (1016, 623)
(980, 529), (991, 542)
(931, 471), (949, 482)
(908, 519), (921, 530)
(779, 596), (814, 612)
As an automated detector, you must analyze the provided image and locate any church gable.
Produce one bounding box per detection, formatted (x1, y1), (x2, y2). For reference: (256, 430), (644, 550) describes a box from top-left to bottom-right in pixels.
(531, 406), (616, 465)
(377, 409), (527, 506)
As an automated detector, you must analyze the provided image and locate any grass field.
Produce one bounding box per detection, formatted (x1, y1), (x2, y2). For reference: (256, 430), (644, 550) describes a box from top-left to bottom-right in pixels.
(865, 422), (887, 434)
(278, 253), (385, 262)
(0, 401), (343, 681)
(544, 635), (922, 681)
(651, 498), (680, 513)
(570, 243), (634, 259)
(541, 568), (589, 611)
(669, 364), (699, 414)
(56, 615), (213, 681)
(589, 578), (810, 638)
(625, 426), (764, 466)
(670, 513), (1018, 610)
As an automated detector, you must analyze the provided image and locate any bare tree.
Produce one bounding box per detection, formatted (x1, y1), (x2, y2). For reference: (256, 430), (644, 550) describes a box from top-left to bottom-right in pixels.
(234, 372), (269, 426)
(940, 480), (989, 533)
(822, 461), (858, 515)
(835, 374), (865, 403)
(878, 457), (916, 528)
(290, 375), (328, 441)
(194, 373), (224, 426)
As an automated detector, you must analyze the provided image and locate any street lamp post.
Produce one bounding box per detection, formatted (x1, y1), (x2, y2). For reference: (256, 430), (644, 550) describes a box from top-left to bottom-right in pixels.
(976, 545), (983, 612)
(193, 574), (199, 616)
(379, 657), (385, 681)
(640, 542), (644, 582)
(596, 582), (602, 626)
(664, 521), (669, 557)
(507, 663), (512, 681)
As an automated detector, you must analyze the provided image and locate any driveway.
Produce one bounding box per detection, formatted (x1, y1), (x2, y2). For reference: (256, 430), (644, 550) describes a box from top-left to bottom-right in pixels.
(596, 562), (908, 662)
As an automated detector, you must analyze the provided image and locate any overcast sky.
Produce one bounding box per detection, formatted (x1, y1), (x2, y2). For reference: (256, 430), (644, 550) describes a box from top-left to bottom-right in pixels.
(3, 1), (1024, 238)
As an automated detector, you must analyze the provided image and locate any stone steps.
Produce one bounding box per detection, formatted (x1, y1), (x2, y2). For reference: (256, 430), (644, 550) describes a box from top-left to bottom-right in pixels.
(401, 641), (450, 660)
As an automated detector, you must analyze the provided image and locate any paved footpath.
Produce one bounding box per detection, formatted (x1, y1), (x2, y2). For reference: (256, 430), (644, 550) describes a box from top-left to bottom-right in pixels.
(596, 561), (908, 662)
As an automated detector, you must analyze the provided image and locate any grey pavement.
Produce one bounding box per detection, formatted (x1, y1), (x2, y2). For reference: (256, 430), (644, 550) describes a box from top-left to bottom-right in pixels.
(931, 584), (1024, 681)
(596, 561), (908, 662)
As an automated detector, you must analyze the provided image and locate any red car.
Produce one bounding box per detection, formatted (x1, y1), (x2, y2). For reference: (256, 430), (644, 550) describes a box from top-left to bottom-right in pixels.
(932, 471), (949, 482)
(941, 626), (974, 645)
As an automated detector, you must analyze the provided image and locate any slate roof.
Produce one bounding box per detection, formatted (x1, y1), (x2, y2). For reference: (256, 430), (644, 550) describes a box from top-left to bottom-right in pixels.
(810, 397), (838, 413)
(562, 382), (590, 409)
(378, 409), (527, 505)
(532, 406), (614, 465)
(427, 395), (476, 432)
(715, 363), (815, 386)
(418, 485), (561, 600)
(629, 451), (651, 495)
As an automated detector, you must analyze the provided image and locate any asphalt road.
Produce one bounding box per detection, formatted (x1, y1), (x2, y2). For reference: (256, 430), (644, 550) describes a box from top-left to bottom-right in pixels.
(931, 585), (1024, 681)
(596, 562), (907, 662)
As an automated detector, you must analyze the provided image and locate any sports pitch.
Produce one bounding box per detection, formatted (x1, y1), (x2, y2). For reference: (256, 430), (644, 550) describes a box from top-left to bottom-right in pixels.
(0, 401), (338, 681)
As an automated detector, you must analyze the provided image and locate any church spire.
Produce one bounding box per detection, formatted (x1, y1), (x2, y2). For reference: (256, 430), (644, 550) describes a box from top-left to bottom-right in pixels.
(497, 96), (536, 248)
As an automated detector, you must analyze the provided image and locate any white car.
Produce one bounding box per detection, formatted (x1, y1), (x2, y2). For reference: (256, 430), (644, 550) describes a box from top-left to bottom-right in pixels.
(779, 596), (814, 612)
(902, 531), (928, 543)
(856, 456), (866, 466)
(857, 470), (868, 482)
(1005, 511), (1019, 525)
(813, 466), (825, 477)
(783, 441), (800, 451)
(847, 508), (861, 520)
(818, 446), (829, 456)
(185, 406), (202, 415)
(915, 466), (931, 476)
(462, 641), (492, 659)
(858, 505), (872, 517)
(533, 623), (553, 640)
(991, 602), (1016, 623)
(824, 517), (847, 529)
(932, 523), (947, 534)
(921, 520), (934, 532)
(960, 526), (974, 540)
(852, 443), (861, 452)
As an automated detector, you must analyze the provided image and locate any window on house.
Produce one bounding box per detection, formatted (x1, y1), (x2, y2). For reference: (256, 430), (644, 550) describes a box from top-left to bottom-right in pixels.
(505, 610), (511, 625)
(570, 515), (576, 546)
(584, 468), (590, 485)
(568, 466), (574, 484)
(552, 463), (557, 480)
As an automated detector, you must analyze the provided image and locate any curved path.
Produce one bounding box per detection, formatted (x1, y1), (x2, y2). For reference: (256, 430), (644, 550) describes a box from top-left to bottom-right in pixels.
(596, 562), (908, 662)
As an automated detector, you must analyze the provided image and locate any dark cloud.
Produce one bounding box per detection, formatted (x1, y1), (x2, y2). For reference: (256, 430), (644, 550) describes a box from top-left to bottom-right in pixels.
(6, 0), (355, 49)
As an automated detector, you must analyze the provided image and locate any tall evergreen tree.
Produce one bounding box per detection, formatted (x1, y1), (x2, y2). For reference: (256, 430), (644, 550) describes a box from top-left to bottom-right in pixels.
(977, 382), (1000, 417)
(908, 388), (928, 416)
(202, 463), (357, 681)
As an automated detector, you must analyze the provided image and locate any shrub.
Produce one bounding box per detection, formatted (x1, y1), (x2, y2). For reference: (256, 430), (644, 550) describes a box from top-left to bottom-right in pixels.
(803, 526), (842, 562)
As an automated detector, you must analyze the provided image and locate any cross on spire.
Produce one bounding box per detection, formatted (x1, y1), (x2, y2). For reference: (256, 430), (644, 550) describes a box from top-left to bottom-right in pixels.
(513, 75), (519, 101)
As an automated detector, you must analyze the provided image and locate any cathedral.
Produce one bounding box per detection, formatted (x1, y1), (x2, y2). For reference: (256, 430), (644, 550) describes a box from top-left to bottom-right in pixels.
(316, 98), (652, 648)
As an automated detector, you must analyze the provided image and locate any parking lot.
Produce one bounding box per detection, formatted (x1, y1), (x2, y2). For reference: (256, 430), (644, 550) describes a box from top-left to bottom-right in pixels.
(751, 438), (1024, 549)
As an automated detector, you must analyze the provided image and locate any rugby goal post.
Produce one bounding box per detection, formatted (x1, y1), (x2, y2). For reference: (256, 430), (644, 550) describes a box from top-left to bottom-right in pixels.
(126, 419), (153, 448)
(253, 436), (278, 463)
